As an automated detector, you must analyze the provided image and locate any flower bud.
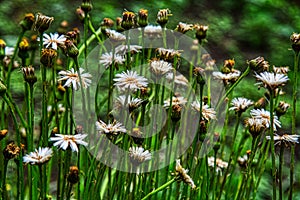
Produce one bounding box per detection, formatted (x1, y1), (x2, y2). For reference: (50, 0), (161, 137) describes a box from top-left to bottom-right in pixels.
(171, 104), (182, 122)
(194, 24), (208, 42)
(247, 56), (269, 72)
(22, 66), (37, 85)
(116, 17), (124, 32)
(64, 39), (79, 58)
(66, 28), (81, 45)
(131, 127), (144, 145)
(0, 39), (6, 59)
(76, 7), (85, 21)
(34, 13), (54, 33)
(3, 142), (20, 160)
(20, 13), (35, 31)
(0, 129), (8, 141)
(18, 37), (30, 61)
(121, 11), (136, 30)
(40, 48), (57, 67)
(290, 33), (300, 53)
(101, 18), (114, 30)
(275, 101), (290, 117)
(81, 0), (93, 13)
(156, 9), (172, 27)
(67, 166), (80, 184)
(137, 9), (148, 27)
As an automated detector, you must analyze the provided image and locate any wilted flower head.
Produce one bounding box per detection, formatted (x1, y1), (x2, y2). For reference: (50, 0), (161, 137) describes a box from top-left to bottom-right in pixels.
(67, 166), (80, 184)
(23, 147), (53, 165)
(99, 52), (125, 68)
(43, 33), (66, 50)
(290, 33), (300, 52)
(137, 9), (148, 27)
(275, 101), (290, 117)
(49, 134), (88, 152)
(273, 66), (289, 75)
(22, 66), (37, 85)
(95, 120), (127, 136)
(40, 48), (57, 67)
(175, 22), (193, 34)
(245, 117), (265, 138)
(156, 48), (182, 62)
(3, 142), (20, 160)
(113, 70), (148, 92)
(194, 24), (208, 42)
(248, 56), (269, 72)
(255, 71), (289, 91)
(229, 97), (253, 114)
(250, 108), (281, 131)
(144, 25), (162, 39)
(101, 18), (114, 29)
(164, 96), (187, 108)
(58, 68), (92, 90)
(174, 159), (196, 189)
(129, 146), (151, 165)
(266, 134), (300, 146)
(207, 157), (228, 175)
(156, 9), (172, 27)
(20, 13), (35, 31)
(34, 13), (54, 33)
(191, 100), (217, 121)
(121, 11), (135, 30)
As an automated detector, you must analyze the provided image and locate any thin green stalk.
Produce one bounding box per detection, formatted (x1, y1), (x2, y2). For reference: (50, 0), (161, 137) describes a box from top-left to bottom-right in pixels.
(269, 90), (276, 200)
(1, 159), (8, 200)
(211, 150), (217, 200)
(141, 178), (177, 200)
(279, 144), (284, 200)
(39, 165), (45, 200)
(290, 51), (299, 200)
(66, 183), (73, 200)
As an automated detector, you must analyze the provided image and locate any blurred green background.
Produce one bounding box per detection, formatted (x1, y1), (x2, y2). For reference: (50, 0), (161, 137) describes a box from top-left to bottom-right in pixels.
(1, 0), (300, 67)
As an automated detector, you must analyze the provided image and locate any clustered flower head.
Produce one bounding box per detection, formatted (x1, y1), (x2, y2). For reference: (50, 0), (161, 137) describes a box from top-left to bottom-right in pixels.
(3, 142), (20, 160)
(58, 67), (92, 90)
(49, 133), (88, 153)
(229, 97), (253, 114)
(266, 134), (300, 146)
(255, 71), (289, 91)
(23, 147), (53, 165)
(128, 146), (151, 165)
(207, 157), (228, 175)
(34, 13), (54, 33)
(156, 48), (182, 62)
(250, 108), (281, 131)
(113, 70), (148, 92)
(174, 159), (196, 189)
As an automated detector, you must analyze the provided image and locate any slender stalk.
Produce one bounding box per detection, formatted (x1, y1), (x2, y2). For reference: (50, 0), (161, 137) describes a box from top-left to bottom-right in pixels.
(141, 178), (177, 200)
(290, 51), (299, 200)
(1, 159), (8, 200)
(279, 144), (284, 200)
(269, 90), (276, 200)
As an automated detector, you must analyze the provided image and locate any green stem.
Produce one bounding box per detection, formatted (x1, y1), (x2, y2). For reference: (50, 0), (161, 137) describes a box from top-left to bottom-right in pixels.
(1, 159), (8, 200)
(141, 178), (177, 200)
(279, 144), (284, 200)
(269, 90), (276, 200)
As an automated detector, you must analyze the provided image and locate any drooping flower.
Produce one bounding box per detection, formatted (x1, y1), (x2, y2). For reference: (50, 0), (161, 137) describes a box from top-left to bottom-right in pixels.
(58, 68), (92, 90)
(49, 134), (88, 153)
(174, 159), (196, 189)
(113, 70), (148, 92)
(191, 100), (217, 121)
(99, 52), (125, 68)
(229, 97), (253, 113)
(23, 147), (53, 165)
(250, 108), (281, 130)
(266, 134), (300, 146)
(95, 120), (127, 135)
(255, 71), (289, 91)
(43, 32), (66, 50)
(129, 146), (151, 165)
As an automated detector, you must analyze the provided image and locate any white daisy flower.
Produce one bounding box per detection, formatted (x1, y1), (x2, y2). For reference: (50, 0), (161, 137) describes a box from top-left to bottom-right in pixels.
(5, 47), (14, 56)
(149, 60), (173, 76)
(58, 68), (92, 90)
(255, 71), (289, 91)
(266, 134), (300, 146)
(23, 147), (53, 165)
(174, 159), (196, 189)
(191, 100), (217, 121)
(113, 70), (148, 92)
(245, 117), (266, 136)
(49, 134), (88, 153)
(212, 71), (241, 84)
(163, 96), (187, 108)
(95, 120), (127, 135)
(143, 25), (162, 39)
(229, 97), (253, 113)
(43, 32), (66, 50)
(114, 95), (143, 110)
(207, 157), (228, 175)
(250, 108), (281, 130)
(99, 52), (125, 68)
(115, 44), (142, 56)
(165, 73), (188, 87)
(105, 29), (126, 43)
(129, 146), (151, 164)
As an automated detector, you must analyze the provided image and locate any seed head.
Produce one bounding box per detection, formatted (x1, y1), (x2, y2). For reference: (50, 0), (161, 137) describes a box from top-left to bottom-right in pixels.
(40, 48), (57, 67)
(3, 142), (20, 160)
(34, 13), (54, 33)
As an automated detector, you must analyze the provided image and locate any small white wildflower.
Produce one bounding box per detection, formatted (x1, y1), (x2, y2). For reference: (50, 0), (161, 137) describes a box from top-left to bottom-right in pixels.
(191, 100), (217, 121)
(105, 29), (126, 43)
(229, 97), (253, 113)
(95, 120), (127, 135)
(129, 146), (151, 164)
(58, 68), (92, 90)
(207, 157), (228, 175)
(23, 147), (53, 165)
(113, 70), (148, 92)
(255, 71), (289, 91)
(114, 95), (143, 110)
(166, 73), (188, 87)
(115, 44), (142, 56)
(144, 25), (162, 39)
(149, 60), (173, 76)
(266, 134), (300, 146)
(175, 159), (196, 189)
(49, 134), (88, 153)
(250, 108), (281, 131)
(212, 71), (241, 84)
(43, 32), (66, 50)
(99, 52), (125, 68)
(163, 96), (187, 108)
